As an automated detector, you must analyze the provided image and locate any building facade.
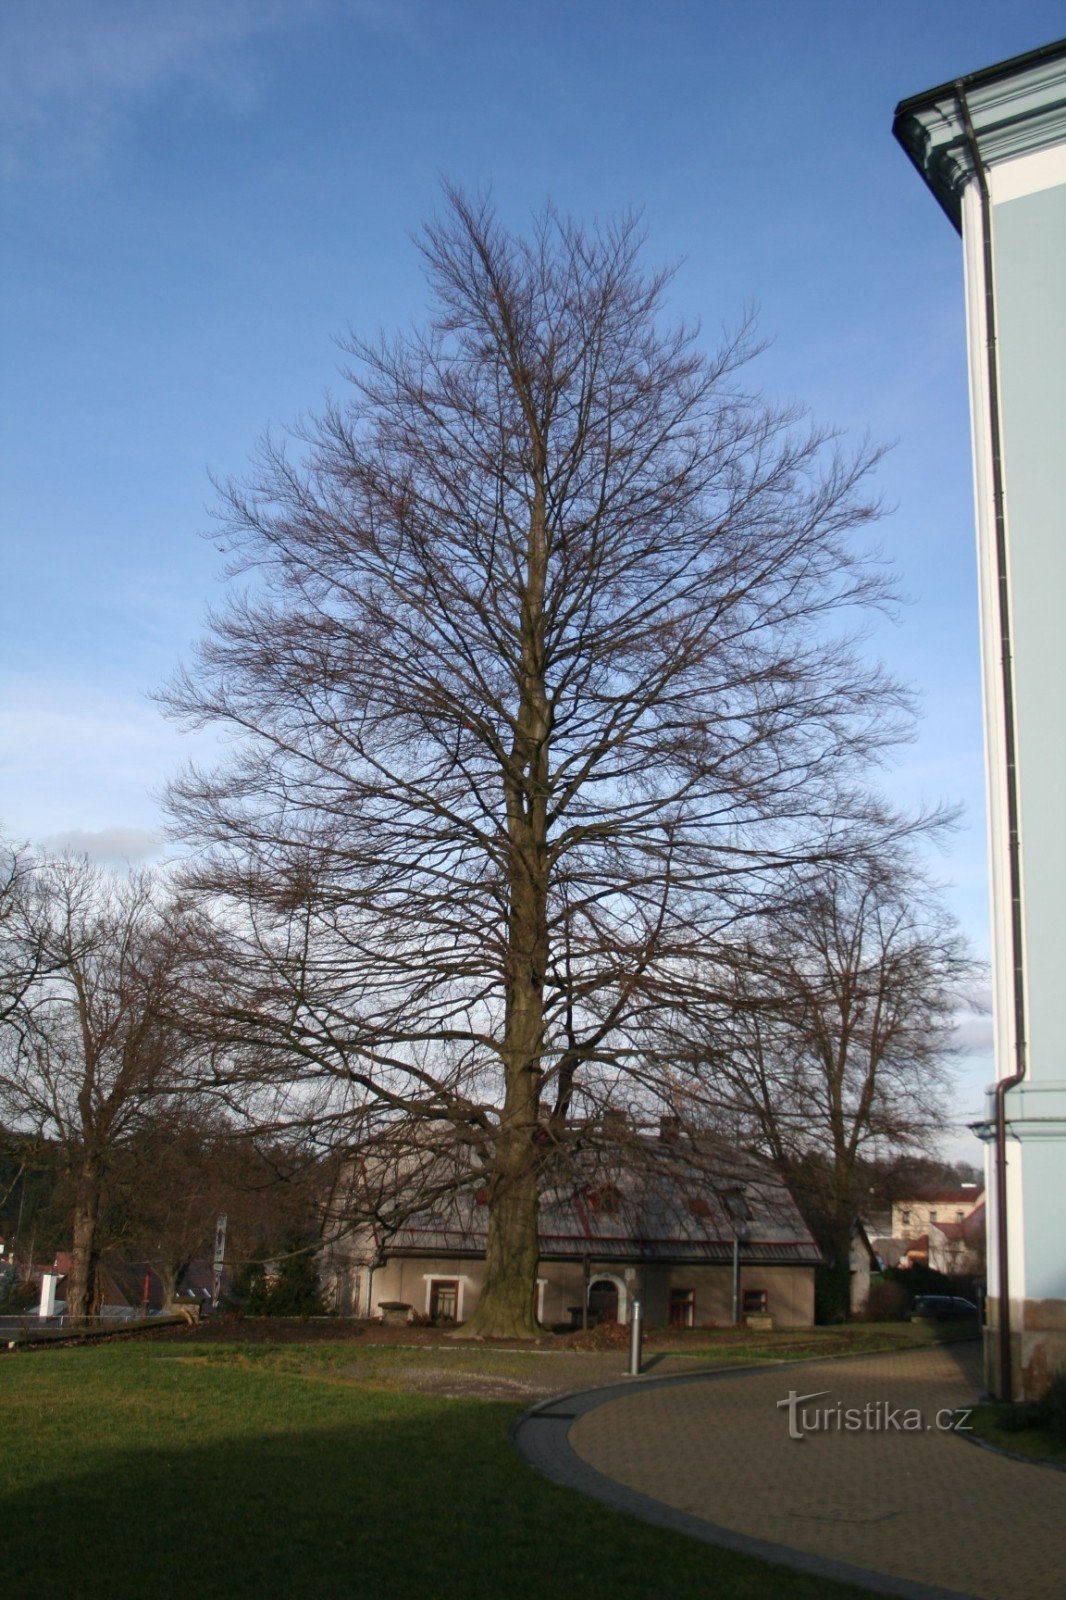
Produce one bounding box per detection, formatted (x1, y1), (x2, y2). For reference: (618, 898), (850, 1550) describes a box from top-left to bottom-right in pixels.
(895, 39), (1066, 1397)
(322, 1129), (821, 1330)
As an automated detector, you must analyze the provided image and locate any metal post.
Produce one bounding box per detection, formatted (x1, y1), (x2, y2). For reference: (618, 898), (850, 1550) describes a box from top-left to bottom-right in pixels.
(628, 1298), (643, 1376)
(211, 1212), (228, 1311)
(582, 1251), (590, 1332)
(732, 1231), (740, 1326)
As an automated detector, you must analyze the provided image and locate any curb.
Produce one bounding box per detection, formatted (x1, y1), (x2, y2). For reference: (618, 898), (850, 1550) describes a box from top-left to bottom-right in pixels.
(512, 1353), (982, 1600)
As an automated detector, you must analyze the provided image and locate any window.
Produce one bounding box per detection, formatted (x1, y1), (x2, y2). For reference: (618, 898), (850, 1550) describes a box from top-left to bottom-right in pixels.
(688, 1198), (712, 1219)
(586, 1184), (621, 1216)
(429, 1279), (460, 1323)
(929, 1210), (938, 1223)
(901, 1209), (911, 1226)
(956, 1210), (965, 1222)
(668, 1288), (695, 1328)
(742, 1288), (768, 1314)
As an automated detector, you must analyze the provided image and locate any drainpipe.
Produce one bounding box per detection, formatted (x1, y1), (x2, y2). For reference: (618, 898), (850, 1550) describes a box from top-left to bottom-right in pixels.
(955, 84), (1028, 1402)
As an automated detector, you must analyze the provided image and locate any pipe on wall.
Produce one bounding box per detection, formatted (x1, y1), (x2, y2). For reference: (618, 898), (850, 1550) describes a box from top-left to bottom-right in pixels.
(955, 83), (1028, 1403)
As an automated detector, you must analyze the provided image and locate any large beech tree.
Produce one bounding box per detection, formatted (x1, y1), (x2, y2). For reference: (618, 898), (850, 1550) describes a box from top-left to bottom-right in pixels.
(165, 192), (908, 1337)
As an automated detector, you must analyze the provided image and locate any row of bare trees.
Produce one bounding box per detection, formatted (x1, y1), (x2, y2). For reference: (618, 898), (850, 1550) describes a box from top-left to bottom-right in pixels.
(3, 191), (977, 1333)
(0, 852), (323, 1320)
(0, 829), (971, 1325)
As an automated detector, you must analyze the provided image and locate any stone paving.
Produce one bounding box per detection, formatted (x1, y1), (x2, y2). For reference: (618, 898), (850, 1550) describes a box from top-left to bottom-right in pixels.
(556, 1342), (1065, 1599)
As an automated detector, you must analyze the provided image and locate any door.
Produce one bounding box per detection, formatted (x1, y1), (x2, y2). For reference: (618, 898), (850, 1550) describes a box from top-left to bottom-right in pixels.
(588, 1278), (619, 1324)
(429, 1279), (459, 1322)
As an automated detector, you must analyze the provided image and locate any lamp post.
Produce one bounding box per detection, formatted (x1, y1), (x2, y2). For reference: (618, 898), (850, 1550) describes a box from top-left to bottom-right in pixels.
(721, 1189), (752, 1327)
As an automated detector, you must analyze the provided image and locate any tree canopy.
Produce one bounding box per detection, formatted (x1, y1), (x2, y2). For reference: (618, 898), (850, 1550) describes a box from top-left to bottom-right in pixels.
(164, 191), (925, 1335)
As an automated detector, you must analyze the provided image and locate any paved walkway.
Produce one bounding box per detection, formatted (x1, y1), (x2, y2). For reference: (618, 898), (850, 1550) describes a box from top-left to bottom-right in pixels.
(514, 1341), (1066, 1599)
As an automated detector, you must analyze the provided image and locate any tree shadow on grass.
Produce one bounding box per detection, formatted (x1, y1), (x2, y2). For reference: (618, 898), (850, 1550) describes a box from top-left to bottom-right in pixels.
(1, 1402), (867, 1600)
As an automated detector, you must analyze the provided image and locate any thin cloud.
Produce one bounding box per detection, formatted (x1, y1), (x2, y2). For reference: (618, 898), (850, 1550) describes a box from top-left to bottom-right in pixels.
(0, 0), (335, 180)
(38, 826), (164, 867)
(0, 674), (223, 841)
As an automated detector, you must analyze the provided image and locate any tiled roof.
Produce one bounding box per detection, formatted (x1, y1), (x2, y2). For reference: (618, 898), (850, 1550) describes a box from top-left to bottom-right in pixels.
(371, 1135), (823, 1268)
(897, 1188), (984, 1206)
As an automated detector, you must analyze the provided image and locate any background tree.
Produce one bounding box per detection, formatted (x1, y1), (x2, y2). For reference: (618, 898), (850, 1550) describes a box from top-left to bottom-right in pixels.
(697, 849), (976, 1318)
(166, 190), (912, 1337)
(1, 840), (56, 1030)
(0, 858), (194, 1321)
(105, 1105), (333, 1308)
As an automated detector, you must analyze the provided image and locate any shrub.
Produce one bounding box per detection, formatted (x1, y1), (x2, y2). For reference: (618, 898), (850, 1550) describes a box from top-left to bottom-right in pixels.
(998, 1370), (1066, 1443)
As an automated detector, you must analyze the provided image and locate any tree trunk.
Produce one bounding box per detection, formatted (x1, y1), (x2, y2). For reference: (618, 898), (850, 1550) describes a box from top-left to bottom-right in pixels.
(461, 458), (550, 1340)
(461, 856), (548, 1337)
(819, 1202), (855, 1324)
(66, 1153), (103, 1324)
(159, 1262), (181, 1308)
(463, 1124), (541, 1338)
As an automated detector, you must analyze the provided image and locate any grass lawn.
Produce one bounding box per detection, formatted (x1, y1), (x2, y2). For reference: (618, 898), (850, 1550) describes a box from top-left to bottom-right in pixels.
(0, 1340), (876, 1600)
(967, 1403), (1066, 1468)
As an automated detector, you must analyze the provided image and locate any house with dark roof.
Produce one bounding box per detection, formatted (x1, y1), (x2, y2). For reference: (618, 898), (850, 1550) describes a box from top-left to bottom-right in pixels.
(321, 1123), (822, 1329)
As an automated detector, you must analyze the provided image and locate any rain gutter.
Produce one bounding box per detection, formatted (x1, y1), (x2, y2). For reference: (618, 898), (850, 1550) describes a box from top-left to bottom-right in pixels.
(954, 83), (1027, 1403)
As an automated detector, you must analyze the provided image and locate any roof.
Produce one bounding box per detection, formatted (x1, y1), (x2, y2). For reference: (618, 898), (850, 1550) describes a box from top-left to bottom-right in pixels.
(931, 1203), (986, 1245)
(895, 38), (1066, 121)
(893, 38), (1066, 229)
(897, 1188), (984, 1206)
(360, 1132), (823, 1269)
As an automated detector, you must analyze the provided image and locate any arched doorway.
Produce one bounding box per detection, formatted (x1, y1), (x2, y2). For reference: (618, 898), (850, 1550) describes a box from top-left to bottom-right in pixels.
(588, 1276), (625, 1324)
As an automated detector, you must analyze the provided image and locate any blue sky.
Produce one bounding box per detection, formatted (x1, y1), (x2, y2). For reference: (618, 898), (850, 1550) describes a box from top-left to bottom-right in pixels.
(3, 1), (1063, 1143)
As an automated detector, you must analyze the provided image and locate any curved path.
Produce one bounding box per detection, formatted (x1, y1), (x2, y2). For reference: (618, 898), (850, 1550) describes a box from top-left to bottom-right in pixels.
(513, 1342), (1066, 1600)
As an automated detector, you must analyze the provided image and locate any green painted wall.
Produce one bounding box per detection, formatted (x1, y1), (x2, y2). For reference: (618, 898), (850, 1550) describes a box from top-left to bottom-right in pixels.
(992, 181), (1066, 1087)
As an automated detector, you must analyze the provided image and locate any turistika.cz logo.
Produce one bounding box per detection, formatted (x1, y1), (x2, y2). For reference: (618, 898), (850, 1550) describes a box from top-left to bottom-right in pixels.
(776, 1388), (973, 1441)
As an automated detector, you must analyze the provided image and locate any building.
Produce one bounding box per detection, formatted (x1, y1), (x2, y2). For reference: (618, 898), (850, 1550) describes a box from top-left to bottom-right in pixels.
(322, 1126), (822, 1330)
(929, 1203), (987, 1281)
(894, 39), (1066, 1396)
(891, 1185), (984, 1241)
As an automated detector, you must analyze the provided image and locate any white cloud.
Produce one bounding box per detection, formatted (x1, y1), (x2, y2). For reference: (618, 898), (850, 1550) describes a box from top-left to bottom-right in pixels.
(0, 0), (321, 179)
(952, 1013), (995, 1055)
(0, 673), (223, 842)
(37, 825), (164, 867)
(0, 1), (423, 180)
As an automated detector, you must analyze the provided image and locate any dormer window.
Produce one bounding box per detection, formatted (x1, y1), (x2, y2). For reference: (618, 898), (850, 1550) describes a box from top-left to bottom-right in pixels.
(586, 1184), (621, 1216)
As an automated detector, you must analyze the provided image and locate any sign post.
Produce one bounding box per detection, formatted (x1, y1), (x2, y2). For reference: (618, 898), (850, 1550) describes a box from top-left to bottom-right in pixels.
(211, 1213), (228, 1311)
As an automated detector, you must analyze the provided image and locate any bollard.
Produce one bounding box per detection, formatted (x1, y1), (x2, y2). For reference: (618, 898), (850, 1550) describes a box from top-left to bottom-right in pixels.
(628, 1298), (643, 1376)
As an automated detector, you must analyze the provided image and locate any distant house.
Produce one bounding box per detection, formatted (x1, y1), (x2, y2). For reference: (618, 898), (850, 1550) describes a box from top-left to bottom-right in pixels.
(929, 1202), (986, 1279)
(849, 1218), (879, 1314)
(892, 1185), (984, 1242)
(322, 1125), (822, 1330)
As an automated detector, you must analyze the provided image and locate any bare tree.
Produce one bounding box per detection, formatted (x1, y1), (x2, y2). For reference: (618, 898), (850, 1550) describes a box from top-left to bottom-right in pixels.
(0, 858), (194, 1321)
(695, 851), (976, 1316)
(1, 840), (57, 1030)
(164, 190), (911, 1337)
(105, 1104), (328, 1308)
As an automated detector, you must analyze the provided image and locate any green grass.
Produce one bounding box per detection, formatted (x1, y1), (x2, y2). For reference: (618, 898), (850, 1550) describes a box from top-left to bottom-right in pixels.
(0, 1341), (874, 1599)
(663, 1321), (959, 1364)
(968, 1403), (1066, 1467)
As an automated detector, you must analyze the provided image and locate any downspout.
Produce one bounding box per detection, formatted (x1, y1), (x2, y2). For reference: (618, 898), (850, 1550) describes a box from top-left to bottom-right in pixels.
(955, 84), (1028, 1402)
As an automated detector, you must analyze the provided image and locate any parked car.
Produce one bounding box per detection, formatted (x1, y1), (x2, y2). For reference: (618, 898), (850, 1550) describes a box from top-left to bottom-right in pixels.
(910, 1294), (979, 1322)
